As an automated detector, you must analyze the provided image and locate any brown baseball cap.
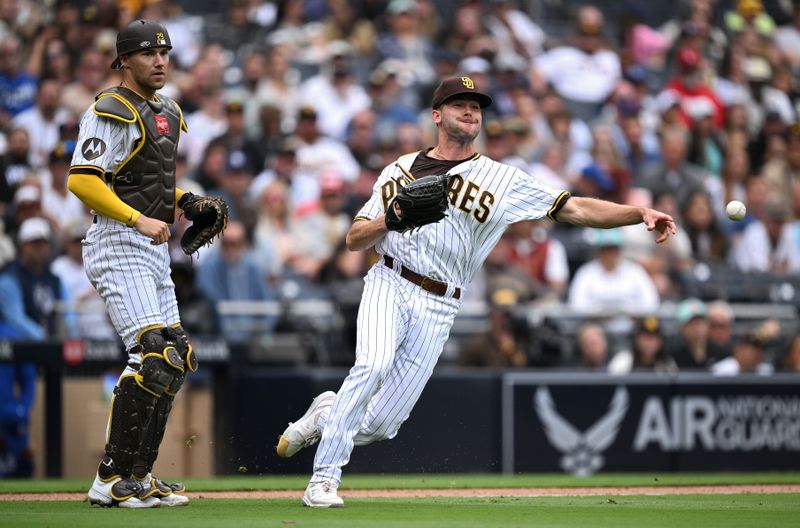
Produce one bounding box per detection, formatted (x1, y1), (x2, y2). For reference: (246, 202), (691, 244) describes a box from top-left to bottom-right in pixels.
(431, 76), (492, 109)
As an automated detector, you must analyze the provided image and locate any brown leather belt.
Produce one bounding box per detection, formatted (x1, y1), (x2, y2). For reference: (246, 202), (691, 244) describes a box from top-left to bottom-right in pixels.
(383, 256), (461, 300)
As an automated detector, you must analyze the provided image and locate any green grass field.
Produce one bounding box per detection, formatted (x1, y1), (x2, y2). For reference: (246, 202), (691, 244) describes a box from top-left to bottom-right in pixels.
(1, 473), (799, 528)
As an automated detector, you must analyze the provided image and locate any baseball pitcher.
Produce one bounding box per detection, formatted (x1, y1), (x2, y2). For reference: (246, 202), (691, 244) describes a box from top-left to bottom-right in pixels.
(276, 76), (676, 507)
(68, 20), (226, 509)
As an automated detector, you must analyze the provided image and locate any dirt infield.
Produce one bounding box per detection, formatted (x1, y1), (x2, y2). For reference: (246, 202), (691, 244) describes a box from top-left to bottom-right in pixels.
(3, 484), (800, 501)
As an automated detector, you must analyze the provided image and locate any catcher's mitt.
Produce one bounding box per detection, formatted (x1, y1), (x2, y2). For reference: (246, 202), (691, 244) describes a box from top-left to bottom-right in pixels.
(178, 193), (228, 255)
(385, 174), (450, 233)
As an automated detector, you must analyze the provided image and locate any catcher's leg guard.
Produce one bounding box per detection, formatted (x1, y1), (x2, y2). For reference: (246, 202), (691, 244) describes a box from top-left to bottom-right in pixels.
(99, 375), (159, 479)
(102, 327), (184, 480)
(133, 325), (197, 479)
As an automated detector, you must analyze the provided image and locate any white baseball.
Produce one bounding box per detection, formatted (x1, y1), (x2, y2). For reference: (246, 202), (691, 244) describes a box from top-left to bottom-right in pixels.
(726, 200), (746, 221)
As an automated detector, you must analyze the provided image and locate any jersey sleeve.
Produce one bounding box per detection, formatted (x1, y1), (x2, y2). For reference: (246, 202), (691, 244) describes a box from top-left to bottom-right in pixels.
(502, 168), (570, 224)
(69, 106), (140, 176)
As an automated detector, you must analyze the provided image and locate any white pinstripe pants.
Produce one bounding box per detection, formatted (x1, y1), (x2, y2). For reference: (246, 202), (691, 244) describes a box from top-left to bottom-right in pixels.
(82, 215), (180, 366)
(311, 262), (460, 484)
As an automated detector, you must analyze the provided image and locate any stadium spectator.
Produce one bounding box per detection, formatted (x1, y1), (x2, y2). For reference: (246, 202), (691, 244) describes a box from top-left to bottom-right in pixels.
(203, 0), (269, 58)
(638, 127), (708, 209)
(718, 144), (750, 215)
(210, 100), (266, 175)
(8, 184), (60, 243)
(485, 0), (545, 62)
(669, 298), (711, 369)
(680, 190), (728, 263)
(28, 34), (72, 88)
(778, 333), (800, 373)
(706, 300), (736, 362)
(459, 304), (528, 368)
(298, 41), (371, 142)
(0, 217), (71, 340)
(665, 47), (726, 130)
(181, 84), (228, 169)
(761, 122), (800, 214)
(711, 332), (774, 375)
(60, 49), (109, 118)
(731, 200), (800, 273)
(247, 44), (302, 135)
(0, 127), (33, 212)
(11, 78), (71, 169)
(211, 149), (257, 228)
(568, 228), (660, 320)
(608, 315), (677, 374)
(0, 34), (37, 129)
(250, 136), (307, 209)
(527, 142), (572, 191)
(724, 0), (776, 40)
(291, 171), (352, 281)
(375, 0), (437, 90)
(775, 2), (800, 69)
(253, 180), (297, 280)
(481, 219), (570, 303)
(191, 141), (229, 195)
(573, 322), (609, 370)
(687, 99), (726, 176)
(532, 6), (621, 121)
(195, 221), (277, 343)
(620, 189), (694, 296)
(292, 106), (360, 209)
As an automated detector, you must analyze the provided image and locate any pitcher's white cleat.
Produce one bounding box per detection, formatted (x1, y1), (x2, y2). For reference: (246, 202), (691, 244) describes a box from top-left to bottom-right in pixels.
(302, 481), (344, 508)
(276, 391), (336, 458)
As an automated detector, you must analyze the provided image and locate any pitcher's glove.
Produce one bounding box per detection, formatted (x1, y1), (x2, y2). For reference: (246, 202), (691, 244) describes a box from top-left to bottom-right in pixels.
(178, 193), (228, 255)
(385, 174), (450, 233)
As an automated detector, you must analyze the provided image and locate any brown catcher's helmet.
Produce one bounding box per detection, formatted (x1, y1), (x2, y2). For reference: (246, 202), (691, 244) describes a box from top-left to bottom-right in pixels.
(111, 19), (172, 70)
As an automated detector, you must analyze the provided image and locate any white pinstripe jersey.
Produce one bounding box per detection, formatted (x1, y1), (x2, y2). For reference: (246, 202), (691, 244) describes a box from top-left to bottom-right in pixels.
(70, 101), (143, 177)
(356, 151), (569, 288)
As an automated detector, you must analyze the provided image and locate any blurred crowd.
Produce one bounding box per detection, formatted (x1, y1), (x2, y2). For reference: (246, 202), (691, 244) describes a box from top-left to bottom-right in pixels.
(0, 0), (800, 376)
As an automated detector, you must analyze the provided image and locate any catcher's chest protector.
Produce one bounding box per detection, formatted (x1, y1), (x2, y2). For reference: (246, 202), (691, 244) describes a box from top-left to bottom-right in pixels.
(100, 86), (182, 223)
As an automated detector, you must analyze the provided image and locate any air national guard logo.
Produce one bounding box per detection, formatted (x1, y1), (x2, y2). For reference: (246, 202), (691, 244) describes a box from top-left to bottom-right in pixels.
(154, 115), (170, 135)
(535, 386), (629, 476)
(81, 138), (107, 160)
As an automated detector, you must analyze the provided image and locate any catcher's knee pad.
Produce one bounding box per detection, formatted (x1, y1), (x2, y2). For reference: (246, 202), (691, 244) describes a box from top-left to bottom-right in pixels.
(164, 325), (197, 396)
(171, 324), (198, 372)
(135, 327), (184, 397)
(103, 374), (160, 477)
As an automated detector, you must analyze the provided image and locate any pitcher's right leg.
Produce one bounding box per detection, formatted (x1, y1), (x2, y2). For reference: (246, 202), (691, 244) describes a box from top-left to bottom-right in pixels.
(302, 267), (408, 507)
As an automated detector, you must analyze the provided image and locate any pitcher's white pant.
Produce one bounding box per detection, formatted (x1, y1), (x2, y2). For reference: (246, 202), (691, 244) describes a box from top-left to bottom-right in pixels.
(82, 215), (180, 361)
(311, 261), (460, 484)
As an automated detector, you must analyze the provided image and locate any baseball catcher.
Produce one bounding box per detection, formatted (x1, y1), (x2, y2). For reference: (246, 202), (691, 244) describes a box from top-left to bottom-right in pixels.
(178, 193), (228, 255)
(385, 174), (450, 233)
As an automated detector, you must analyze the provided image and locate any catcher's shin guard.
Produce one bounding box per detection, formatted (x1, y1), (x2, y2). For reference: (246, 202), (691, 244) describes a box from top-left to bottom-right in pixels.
(134, 325), (197, 477)
(100, 375), (159, 478)
(103, 327), (185, 479)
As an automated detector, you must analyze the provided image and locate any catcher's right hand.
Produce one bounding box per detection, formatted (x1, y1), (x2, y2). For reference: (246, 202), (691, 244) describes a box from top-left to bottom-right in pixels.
(385, 174), (450, 233)
(178, 192), (228, 255)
